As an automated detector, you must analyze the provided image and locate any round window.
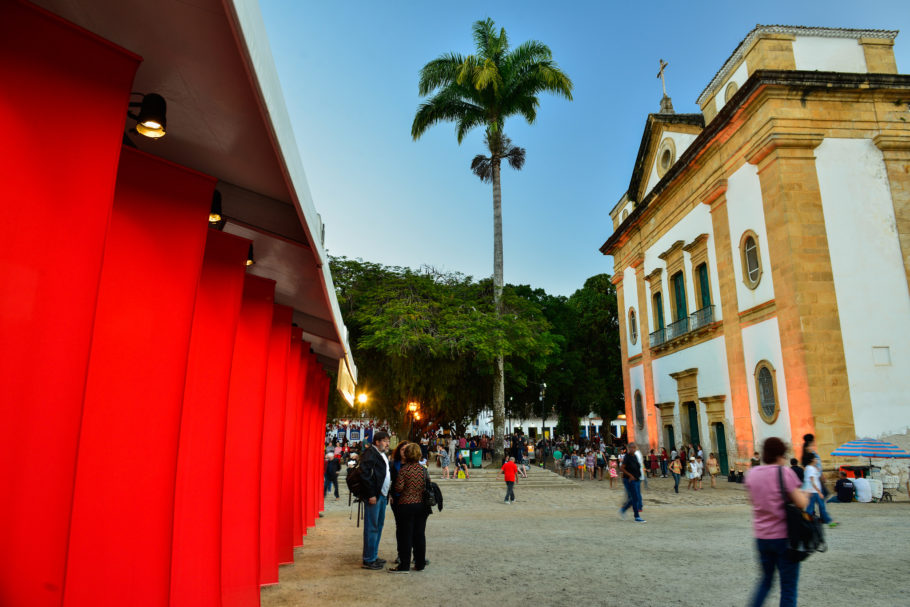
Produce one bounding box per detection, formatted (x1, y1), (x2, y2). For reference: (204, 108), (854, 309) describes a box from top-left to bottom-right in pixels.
(655, 137), (676, 178)
(755, 361), (780, 424)
(740, 231), (763, 289)
(634, 390), (644, 429)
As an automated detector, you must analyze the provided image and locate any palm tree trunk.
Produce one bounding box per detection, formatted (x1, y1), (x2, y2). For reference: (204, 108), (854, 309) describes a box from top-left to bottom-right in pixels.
(491, 158), (505, 464)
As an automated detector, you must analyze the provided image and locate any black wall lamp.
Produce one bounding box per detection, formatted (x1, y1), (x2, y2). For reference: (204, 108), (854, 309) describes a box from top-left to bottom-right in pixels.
(128, 93), (167, 139)
(209, 190), (223, 224)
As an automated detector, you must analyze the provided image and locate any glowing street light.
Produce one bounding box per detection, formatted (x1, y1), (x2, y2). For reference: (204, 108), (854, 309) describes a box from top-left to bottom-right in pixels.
(357, 393), (368, 405)
(407, 402), (419, 413)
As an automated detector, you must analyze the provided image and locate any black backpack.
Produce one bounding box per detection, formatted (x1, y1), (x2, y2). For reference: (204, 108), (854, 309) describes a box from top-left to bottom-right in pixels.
(345, 458), (373, 502)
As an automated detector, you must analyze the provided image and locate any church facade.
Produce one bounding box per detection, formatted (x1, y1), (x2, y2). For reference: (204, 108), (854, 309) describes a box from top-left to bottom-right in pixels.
(601, 25), (910, 470)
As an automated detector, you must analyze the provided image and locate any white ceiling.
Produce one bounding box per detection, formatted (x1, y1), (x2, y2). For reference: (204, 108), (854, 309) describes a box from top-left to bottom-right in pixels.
(33, 0), (352, 372)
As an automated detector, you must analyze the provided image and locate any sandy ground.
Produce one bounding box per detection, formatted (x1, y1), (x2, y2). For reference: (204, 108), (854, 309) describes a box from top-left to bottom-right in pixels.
(261, 466), (909, 607)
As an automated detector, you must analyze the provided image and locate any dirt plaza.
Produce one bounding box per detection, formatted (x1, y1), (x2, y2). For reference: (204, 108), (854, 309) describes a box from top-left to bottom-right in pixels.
(262, 467), (908, 607)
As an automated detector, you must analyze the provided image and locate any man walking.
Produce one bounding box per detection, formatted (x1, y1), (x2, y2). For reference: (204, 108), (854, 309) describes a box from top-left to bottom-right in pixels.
(324, 453), (340, 500)
(619, 441), (645, 523)
(501, 456), (518, 504)
(360, 431), (391, 569)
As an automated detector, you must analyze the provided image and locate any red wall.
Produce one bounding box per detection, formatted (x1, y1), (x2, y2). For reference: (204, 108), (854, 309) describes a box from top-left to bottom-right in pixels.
(0, 4), (139, 605)
(170, 230), (250, 607)
(63, 147), (216, 606)
(1, 4), (333, 606)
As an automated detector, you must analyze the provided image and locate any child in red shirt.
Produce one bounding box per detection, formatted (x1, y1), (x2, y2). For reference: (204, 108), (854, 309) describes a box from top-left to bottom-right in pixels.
(501, 457), (518, 504)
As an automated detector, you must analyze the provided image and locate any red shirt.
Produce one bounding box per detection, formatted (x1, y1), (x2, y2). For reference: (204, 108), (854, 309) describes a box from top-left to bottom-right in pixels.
(501, 461), (518, 482)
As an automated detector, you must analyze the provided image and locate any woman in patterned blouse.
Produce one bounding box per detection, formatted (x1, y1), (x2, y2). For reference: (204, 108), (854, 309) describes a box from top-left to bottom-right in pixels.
(389, 443), (429, 572)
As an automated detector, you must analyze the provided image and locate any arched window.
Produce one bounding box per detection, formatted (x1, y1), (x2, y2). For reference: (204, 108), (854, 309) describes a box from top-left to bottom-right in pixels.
(754, 360), (780, 424)
(621, 209), (629, 221)
(634, 390), (644, 429)
(724, 81), (739, 104)
(628, 308), (638, 345)
(740, 231), (763, 289)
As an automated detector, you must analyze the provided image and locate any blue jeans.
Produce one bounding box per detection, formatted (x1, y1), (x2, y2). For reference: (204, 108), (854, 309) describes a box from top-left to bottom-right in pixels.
(750, 538), (800, 607)
(806, 493), (832, 524)
(504, 481), (515, 502)
(362, 494), (388, 563)
(324, 476), (338, 498)
(672, 472), (680, 493)
(660, 460), (668, 476)
(621, 478), (641, 517)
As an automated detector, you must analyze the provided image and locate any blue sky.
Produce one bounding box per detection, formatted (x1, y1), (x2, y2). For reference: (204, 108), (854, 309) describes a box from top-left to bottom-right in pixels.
(260, 1), (910, 296)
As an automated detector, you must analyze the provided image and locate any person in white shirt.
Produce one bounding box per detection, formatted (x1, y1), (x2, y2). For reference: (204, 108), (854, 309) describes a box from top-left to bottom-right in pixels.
(803, 460), (836, 527)
(687, 457), (699, 490)
(635, 447), (648, 490)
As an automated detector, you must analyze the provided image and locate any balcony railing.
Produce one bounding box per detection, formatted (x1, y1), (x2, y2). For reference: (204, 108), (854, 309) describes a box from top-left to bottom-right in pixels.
(648, 305), (716, 349)
(650, 326), (667, 347)
(690, 304), (715, 331)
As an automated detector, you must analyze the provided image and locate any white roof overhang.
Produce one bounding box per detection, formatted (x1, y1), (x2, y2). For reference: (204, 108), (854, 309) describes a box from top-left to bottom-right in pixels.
(33, 0), (356, 390)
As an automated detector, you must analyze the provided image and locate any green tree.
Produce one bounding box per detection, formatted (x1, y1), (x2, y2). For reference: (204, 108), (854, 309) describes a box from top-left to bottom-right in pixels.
(411, 18), (573, 461)
(329, 257), (557, 439)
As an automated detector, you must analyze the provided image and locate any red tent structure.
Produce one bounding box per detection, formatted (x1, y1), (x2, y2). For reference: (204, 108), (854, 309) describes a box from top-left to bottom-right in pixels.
(0, 1), (357, 606)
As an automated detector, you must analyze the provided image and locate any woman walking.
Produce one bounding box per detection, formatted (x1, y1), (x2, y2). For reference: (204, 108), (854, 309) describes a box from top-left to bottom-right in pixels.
(743, 437), (808, 607)
(608, 455), (618, 488)
(659, 447), (669, 478)
(585, 450), (596, 480)
(669, 456), (682, 493)
(707, 453), (720, 488)
(687, 457), (699, 490)
(389, 443), (429, 573)
(436, 444), (450, 479)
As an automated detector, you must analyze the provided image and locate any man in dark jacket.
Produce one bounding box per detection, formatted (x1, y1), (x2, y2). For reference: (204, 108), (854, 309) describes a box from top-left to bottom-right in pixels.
(324, 453), (340, 499)
(359, 431), (391, 570)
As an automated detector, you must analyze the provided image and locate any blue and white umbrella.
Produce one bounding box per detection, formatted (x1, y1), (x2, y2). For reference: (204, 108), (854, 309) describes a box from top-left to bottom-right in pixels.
(830, 438), (910, 465)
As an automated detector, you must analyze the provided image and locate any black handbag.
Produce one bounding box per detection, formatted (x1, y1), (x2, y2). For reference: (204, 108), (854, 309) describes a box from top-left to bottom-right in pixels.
(778, 466), (826, 561)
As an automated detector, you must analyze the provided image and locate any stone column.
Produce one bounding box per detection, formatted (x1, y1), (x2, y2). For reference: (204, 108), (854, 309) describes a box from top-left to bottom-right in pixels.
(746, 132), (854, 458)
(874, 134), (910, 297)
(613, 272), (634, 443)
(634, 258), (660, 450)
(703, 179), (753, 460)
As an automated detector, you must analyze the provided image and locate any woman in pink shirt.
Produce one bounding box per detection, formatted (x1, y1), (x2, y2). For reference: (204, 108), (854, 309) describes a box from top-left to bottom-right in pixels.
(743, 437), (809, 607)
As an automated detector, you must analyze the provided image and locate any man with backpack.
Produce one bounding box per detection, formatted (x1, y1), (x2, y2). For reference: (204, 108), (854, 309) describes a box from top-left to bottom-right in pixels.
(359, 431), (391, 569)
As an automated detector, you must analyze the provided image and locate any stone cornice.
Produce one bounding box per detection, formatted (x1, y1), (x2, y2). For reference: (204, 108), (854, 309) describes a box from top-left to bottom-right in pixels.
(682, 234), (709, 254)
(873, 133), (910, 152)
(644, 267), (663, 286)
(699, 395), (727, 405)
(745, 132), (824, 166)
(670, 368), (698, 381)
(701, 178), (728, 207)
(658, 240), (685, 262)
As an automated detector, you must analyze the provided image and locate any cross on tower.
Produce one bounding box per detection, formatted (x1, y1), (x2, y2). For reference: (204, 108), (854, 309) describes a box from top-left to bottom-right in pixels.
(657, 59), (669, 97)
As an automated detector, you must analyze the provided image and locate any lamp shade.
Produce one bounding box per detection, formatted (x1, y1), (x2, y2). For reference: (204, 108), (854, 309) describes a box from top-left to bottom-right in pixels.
(134, 93), (166, 138)
(209, 190), (222, 223)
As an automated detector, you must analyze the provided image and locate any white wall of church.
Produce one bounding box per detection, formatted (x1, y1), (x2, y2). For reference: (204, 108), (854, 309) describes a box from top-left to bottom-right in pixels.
(623, 266), (642, 357)
(643, 203), (723, 325)
(793, 37), (867, 73)
(713, 60), (749, 115)
(644, 131), (700, 196)
(650, 336), (733, 452)
(629, 363), (648, 444)
(726, 162), (775, 312)
(741, 317), (792, 445)
(814, 137), (910, 437)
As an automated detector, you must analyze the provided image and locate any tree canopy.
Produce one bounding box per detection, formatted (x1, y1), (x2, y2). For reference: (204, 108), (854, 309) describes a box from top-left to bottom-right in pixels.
(329, 257), (622, 439)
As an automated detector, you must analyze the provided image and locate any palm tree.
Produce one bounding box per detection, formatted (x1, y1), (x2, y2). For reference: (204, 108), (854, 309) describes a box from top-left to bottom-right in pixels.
(411, 18), (572, 463)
